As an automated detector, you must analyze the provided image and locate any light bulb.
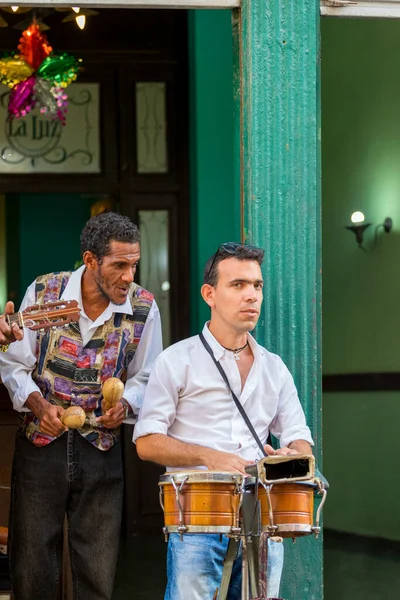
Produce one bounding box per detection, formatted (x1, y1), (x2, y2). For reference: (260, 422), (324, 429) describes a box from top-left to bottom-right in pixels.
(351, 211), (365, 224)
(76, 14), (86, 30)
(11, 6), (19, 12)
(72, 7), (80, 13)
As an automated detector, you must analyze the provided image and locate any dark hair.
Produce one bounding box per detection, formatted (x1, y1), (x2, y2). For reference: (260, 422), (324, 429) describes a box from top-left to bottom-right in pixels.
(80, 212), (140, 260)
(203, 243), (264, 286)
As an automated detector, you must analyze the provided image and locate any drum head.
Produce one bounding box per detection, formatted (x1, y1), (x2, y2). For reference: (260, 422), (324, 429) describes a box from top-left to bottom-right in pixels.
(159, 471), (244, 485)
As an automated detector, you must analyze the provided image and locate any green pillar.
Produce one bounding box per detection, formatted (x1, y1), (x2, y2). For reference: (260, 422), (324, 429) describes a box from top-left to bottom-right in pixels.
(236, 1), (322, 598)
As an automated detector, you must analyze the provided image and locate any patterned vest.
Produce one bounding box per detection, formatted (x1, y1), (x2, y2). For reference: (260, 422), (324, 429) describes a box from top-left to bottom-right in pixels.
(20, 271), (154, 451)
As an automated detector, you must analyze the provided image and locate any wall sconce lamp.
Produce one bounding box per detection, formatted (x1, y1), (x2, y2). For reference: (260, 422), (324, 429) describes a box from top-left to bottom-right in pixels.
(346, 211), (393, 250)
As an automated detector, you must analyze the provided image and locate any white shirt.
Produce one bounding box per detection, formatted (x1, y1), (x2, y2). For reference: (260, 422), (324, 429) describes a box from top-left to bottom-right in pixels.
(0, 266), (163, 422)
(133, 323), (314, 465)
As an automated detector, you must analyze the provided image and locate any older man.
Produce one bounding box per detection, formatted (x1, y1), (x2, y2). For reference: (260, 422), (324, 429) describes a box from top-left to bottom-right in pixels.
(0, 212), (162, 600)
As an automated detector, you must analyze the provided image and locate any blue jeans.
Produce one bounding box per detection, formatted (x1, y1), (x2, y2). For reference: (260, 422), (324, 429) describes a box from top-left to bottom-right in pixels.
(165, 533), (284, 600)
(8, 430), (123, 600)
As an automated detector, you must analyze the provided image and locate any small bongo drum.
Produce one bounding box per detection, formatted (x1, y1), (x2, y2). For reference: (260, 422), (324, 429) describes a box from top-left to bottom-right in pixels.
(258, 480), (316, 537)
(245, 454), (327, 539)
(158, 471), (244, 535)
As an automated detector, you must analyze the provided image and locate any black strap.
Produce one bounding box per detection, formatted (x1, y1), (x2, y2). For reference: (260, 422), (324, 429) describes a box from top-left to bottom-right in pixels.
(199, 332), (267, 457)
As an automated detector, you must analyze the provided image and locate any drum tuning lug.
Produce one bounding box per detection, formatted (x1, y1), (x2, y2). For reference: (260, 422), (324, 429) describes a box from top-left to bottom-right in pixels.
(268, 525), (279, 535)
(177, 525), (187, 541)
(312, 526), (321, 539)
(162, 527), (169, 543)
(292, 537), (297, 544)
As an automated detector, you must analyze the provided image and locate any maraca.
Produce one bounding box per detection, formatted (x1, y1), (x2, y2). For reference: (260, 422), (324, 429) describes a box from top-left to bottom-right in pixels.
(61, 406), (86, 429)
(102, 377), (125, 412)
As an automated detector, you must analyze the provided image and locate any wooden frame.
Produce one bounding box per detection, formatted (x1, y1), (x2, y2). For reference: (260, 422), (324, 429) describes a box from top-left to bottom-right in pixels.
(0, 0), (239, 7)
(321, 1), (400, 18)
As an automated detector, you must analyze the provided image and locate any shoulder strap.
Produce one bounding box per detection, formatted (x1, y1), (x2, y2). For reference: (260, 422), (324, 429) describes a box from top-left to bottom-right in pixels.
(199, 332), (267, 457)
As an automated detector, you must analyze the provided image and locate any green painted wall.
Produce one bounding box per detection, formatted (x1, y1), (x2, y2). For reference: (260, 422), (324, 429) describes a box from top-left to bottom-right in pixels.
(322, 19), (400, 541)
(188, 10), (239, 334)
(6, 193), (92, 305)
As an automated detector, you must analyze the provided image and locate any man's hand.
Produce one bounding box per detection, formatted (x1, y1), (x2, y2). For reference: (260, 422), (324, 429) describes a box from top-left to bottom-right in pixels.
(25, 392), (67, 437)
(201, 448), (253, 475)
(264, 444), (299, 456)
(0, 302), (24, 346)
(38, 404), (68, 437)
(96, 400), (127, 429)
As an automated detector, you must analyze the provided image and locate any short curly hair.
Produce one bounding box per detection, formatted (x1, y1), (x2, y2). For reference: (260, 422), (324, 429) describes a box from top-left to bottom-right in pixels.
(80, 212), (140, 260)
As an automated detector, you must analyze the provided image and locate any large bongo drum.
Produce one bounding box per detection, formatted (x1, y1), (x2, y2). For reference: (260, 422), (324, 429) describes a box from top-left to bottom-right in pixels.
(158, 471), (244, 535)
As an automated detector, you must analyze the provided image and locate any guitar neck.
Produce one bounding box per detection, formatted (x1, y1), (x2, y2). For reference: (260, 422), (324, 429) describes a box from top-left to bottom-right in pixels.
(5, 300), (80, 332)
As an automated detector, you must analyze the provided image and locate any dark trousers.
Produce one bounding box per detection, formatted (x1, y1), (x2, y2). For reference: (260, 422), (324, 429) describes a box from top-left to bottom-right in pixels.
(8, 430), (123, 600)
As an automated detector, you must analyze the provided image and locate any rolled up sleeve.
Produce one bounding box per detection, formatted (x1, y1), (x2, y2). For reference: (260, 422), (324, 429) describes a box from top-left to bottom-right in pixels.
(0, 282), (41, 412)
(133, 350), (180, 442)
(123, 301), (163, 422)
(269, 358), (314, 449)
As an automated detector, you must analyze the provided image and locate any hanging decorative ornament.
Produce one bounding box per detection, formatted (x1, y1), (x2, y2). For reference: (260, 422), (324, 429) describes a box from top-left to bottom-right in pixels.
(0, 56), (33, 88)
(0, 19), (82, 125)
(8, 75), (36, 119)
(18, 22), (52, 70)
(37, 53), (80, 87)
(34, 77), (58, 114)
(34, 78), (68, 125)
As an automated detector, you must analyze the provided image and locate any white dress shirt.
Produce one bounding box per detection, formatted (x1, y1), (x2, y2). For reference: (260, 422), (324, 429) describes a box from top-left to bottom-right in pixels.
(0, 266), (163, 423)
(133, 323), (314, 465)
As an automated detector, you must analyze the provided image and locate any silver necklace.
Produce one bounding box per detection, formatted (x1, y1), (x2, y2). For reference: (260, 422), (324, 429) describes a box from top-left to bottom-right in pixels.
(222, 341), (249, 361)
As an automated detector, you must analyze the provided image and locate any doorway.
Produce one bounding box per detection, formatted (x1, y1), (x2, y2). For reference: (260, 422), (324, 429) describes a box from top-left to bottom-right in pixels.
(0, 8), (190, 346)
(0, 9), (190, 597)
(321, 15), (400, 600)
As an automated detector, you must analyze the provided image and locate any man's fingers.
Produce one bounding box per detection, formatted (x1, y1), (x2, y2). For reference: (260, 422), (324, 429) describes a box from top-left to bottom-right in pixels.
(0, 303), (23, 344)
(11, 323), (23, 341)
(39, 420), (67, 437)
(263, 444), (276, 455)
(0, 319), (15, 344)
(39, 407), (67, 436)
(276, 447), (299, 456)
(96, 407), (125, 428)
(4, 301), (15, 315)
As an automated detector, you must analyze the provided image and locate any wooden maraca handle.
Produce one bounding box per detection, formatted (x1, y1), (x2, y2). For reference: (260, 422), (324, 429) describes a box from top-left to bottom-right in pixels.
(102, 377), (125, 412)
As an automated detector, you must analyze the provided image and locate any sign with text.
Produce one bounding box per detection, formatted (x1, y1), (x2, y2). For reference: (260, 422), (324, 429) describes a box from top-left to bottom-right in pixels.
(0, 83), (100, 174)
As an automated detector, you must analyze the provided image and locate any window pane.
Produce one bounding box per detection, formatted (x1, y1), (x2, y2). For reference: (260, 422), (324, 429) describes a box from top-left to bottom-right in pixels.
(0, 83), (100, 174)
(138, 210), (170, 347)
(136, 82), (168, 174)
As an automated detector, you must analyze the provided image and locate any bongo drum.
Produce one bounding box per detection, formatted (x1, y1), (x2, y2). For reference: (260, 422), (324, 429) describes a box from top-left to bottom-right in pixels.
(158, 471), (244, 535)
(245, 454), (327, 539)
